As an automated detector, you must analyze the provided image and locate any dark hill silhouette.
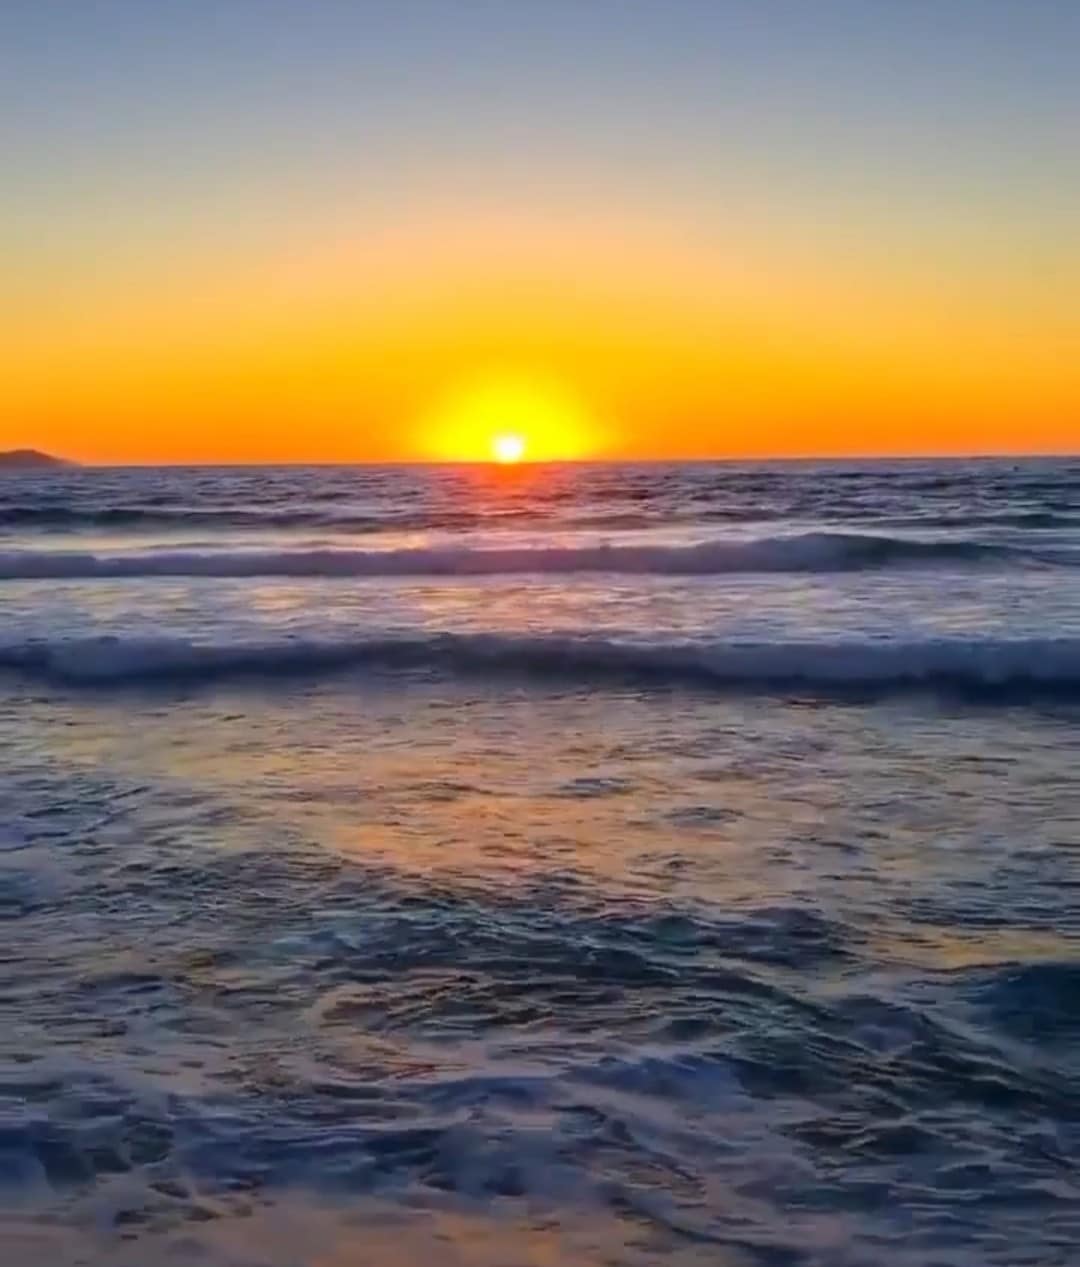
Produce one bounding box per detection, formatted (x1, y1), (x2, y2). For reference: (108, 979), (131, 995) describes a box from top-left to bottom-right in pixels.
(0, 449), (73, 469)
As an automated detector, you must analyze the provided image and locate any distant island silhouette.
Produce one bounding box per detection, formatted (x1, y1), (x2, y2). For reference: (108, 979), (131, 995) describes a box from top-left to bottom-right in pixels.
(0, 449), (73, 469)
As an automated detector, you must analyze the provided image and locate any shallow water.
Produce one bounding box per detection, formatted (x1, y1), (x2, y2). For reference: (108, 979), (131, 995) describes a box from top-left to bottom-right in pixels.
(2, 461), (1079, 1264)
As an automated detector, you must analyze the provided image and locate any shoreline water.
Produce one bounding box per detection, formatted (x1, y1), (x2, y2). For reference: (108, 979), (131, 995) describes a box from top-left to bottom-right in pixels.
(3, 459), (1078, 1265)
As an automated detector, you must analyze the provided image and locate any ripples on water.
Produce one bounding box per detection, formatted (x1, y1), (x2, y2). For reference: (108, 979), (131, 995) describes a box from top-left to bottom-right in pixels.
(2, 461), (1079, 1264)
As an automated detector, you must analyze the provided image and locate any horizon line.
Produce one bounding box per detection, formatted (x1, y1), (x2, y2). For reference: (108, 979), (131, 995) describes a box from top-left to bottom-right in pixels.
(10, 451), (1078, 469)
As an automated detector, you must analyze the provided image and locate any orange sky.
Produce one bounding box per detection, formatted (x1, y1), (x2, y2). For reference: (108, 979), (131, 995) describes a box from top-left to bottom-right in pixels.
(6, 192), (1076, 464)
(4, 3), (1077, 463)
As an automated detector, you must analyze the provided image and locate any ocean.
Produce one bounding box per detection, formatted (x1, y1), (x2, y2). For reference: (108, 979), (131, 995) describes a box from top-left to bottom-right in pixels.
(2, 458), (1078, 1265)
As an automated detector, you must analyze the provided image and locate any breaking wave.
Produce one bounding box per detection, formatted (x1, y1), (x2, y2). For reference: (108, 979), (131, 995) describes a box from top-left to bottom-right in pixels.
(3, 632), (1080, 694)
(0, 531), (1056, 579)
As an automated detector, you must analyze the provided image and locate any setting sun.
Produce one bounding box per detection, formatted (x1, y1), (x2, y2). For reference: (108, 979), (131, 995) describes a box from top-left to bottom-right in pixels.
(491, 432), (526, 464)
(420, 372), (599, 463)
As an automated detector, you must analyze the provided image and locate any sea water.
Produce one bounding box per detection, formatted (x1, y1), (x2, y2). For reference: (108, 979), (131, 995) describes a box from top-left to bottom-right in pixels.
(2, 459), (1078, 1265)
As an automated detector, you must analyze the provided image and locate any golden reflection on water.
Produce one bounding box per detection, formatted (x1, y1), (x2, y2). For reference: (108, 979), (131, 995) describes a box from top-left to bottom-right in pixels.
(28, 675), (1079, 975)
(881, 925), (1069, 971)
(102, 1196), (760, 1267)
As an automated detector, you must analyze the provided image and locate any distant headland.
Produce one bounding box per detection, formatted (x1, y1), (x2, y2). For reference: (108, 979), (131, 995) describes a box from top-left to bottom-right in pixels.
(0, 449), (73, 469)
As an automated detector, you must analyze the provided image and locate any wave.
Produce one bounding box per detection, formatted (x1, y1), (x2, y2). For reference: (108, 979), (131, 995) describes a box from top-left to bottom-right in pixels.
(4, 502), (1078, 534)
(880, 510), (1080, 530)
(0, 505), (450, 532)
(0, 504), (680, 533)
(0, 532), (1054, 580)
(3, 632), (1080, 694)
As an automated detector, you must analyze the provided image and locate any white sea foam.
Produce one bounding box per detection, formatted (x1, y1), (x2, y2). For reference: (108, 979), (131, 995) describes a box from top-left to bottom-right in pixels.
(2, 632), (1078, 692)
(0, 532), (1036, 580)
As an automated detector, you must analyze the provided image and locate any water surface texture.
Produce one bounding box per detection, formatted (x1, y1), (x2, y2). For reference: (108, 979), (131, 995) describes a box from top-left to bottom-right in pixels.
(2, 460), (1079, 1265)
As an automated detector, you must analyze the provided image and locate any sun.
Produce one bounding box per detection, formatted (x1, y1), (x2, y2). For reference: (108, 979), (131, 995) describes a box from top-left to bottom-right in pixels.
(420, 372), (598, 463)
(491, 432), (526, 464)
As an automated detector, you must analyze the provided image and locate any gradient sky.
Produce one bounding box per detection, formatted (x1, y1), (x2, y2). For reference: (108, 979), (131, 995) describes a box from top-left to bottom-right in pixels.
(3, 0), (1077, 462)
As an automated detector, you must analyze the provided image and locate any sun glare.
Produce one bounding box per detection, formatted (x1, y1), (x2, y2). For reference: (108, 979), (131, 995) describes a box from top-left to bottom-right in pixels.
(491, 432), (526, 464)
(421, 372), (598, 463)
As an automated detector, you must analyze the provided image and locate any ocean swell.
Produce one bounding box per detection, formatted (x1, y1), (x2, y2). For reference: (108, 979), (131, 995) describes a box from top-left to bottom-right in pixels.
(0, 531), (1049, 579)
(3, 632), (1080, 694)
